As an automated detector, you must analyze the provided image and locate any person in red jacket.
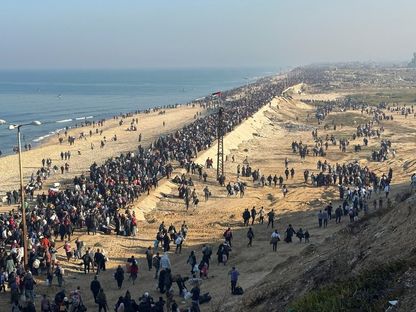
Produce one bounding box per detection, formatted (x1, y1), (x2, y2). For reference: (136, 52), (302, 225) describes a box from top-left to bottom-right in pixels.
(129, 259), (138, 285)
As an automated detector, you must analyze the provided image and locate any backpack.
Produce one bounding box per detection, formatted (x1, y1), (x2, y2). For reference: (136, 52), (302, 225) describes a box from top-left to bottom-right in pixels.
(234, 286), (244, 295)
(152, 256), (160, 267)
(205, 247), (212, 257)
(71, 292), (81, 306)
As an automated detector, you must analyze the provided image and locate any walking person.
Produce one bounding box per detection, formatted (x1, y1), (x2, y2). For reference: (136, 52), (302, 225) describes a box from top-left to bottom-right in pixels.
(203, 186), (210, 201)
(223, 228), (233, 247)
(229, 267), (240, 295)
(82, 251), (93, 274)
(187, 251), (197, 274)
(304, 230), (310, 243)
(94, 249), (105, 274)
(96, 288), (108, 312)
(114, 265), (124, 289)
(259, 206), (264, 224)
(247, 227), (254, 247)
(270, 230), (281, 252)
(282, 185), (288, 197)
(250, 206), (257, 225)
(55, 262), (64, 287)
(64, 241), (73, 261)
(242, 209), (250, 226)
(175, 233), (183, 254)
(322, 209), (329, 228)
(335, 205), (342, 224)
(318, 210), (323, 228)
(23, 271), (36, 302)
(90, 275), (101, 302)
(130, 259), (138, 285)
(153, 252), (161, 279)
(267, 209), (275, 228)
(296, 228), (304, 243)
(145, 247), (153, 271)
(284, 224), (296, 243)
(190, 284), (201, 312)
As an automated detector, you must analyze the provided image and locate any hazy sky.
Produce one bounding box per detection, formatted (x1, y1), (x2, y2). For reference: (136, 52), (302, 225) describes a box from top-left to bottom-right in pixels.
(1, 0), (415, 69)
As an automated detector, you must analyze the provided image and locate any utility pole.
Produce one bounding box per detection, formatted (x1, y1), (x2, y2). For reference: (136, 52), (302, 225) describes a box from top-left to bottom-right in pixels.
(216, 107), (224, 181)
(8, 120), (42, 267)
(17, 126), (29, 266)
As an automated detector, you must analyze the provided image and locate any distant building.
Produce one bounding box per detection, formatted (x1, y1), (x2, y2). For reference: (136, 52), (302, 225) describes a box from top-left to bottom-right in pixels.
(408, 52), (416, 68)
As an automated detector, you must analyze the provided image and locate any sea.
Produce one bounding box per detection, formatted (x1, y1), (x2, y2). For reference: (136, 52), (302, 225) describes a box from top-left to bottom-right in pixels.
(0, 68), (279, 155)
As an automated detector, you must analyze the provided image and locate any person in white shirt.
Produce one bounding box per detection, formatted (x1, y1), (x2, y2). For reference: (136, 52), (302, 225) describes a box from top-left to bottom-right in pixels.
(160, 252), (171, 269)
(270, 230), (281, 252)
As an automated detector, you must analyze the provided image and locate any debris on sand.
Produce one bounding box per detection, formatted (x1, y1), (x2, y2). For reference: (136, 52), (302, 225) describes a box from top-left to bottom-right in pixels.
(282, 122), (315, 132)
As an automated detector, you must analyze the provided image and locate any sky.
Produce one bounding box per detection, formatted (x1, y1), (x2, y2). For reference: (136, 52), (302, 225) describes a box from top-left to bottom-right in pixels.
(1, 0), (415, 69)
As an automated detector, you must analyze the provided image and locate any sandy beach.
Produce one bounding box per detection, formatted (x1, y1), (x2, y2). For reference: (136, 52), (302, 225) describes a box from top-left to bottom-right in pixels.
(0, 104), (204, 207)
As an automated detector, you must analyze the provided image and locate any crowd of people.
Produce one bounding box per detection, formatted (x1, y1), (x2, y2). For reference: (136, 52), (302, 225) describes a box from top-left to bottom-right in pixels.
(0, 76), (292, 311)
(0, 67), (411, 311)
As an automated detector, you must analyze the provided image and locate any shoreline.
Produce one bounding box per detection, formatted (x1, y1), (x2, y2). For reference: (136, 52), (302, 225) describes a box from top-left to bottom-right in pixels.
(0, 102), (200, 157)
(0, 69), (281, 156)
(0, 104), (205, 199)
(0, 73), (284, 202)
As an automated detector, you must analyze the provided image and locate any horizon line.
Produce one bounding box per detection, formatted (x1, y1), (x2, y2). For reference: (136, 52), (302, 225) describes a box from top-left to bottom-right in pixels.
(0, 60), (411, 72)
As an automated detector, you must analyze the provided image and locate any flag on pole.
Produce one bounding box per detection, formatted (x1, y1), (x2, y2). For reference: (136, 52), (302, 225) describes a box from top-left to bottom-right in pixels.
(212, 91), (222, 97)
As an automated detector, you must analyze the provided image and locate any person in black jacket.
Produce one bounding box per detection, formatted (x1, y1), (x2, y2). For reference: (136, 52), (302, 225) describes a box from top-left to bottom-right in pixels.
(163, 234), (170, 252)
(285, 224), (296, 243)
(242, 209), (250, 226)
(90, 275), (101, 302)
(158, 269), (166, 293)
(153, 297), (165, 312)
(187, 251), (197, 274)
(250, 207), (257, 225)
(94, 249), (105, 273)
(247, 227), (254, 247)
(114, 265), (124, 289)
(82, 251), (93, 274)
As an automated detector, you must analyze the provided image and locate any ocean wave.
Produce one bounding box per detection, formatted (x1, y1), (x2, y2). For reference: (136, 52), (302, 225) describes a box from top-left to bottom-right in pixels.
(75, 115), (94, 120)
(33, 133), (53, 142)
(56, 118), (73, 123)
(32, 127), (64, 142)
(49, 128), (64, 134)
